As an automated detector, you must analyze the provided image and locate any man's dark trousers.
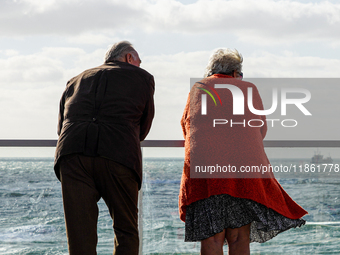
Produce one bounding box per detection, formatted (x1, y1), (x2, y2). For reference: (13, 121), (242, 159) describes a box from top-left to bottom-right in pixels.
(59, 154), (139, 255)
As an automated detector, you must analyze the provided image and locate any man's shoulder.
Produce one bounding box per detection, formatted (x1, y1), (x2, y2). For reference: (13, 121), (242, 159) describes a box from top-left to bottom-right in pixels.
(104, 62), (154, 89)
(66, 62), (154, 87)
(104, 61), (153, 78)
(66, 65), (105, 84)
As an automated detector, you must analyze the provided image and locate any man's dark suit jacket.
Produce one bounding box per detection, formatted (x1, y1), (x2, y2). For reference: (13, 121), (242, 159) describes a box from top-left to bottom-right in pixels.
(54, 61), (155, 189)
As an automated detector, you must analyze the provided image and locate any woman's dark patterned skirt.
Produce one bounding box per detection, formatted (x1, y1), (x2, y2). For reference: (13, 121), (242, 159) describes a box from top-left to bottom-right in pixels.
(185, 194), (305, 243)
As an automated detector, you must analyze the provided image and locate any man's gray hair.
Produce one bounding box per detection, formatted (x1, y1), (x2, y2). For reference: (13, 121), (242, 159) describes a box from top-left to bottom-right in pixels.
(204, 48), (243, 77)
(104, 41), (137, 63)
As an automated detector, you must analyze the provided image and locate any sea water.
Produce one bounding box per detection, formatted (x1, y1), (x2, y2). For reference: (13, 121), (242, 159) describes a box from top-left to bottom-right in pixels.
(0, 157), (340, 254)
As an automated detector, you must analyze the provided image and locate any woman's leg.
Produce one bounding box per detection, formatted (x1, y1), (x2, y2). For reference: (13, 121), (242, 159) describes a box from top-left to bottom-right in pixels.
(200, 230), (226, 255)
(225, 223), (251, 255)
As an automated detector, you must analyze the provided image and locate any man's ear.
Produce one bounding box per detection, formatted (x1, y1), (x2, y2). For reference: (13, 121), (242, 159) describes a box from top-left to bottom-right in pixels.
(126, 53), (133, 64)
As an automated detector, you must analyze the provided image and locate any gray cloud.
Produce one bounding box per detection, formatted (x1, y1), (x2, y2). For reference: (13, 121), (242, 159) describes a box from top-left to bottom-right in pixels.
(0, 0), (143, 36)
(1, 0), (339, 139)
(1, 0), (339, 44)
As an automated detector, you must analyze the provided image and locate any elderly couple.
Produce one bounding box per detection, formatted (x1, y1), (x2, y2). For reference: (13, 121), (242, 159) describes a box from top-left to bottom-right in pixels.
(54, 41), (307, 255)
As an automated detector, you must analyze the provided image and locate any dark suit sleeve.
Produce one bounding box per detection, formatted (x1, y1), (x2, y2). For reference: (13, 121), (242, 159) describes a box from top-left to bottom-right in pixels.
(140, 76), (155, 141)
(57, 81), (71, 136)
(57, 91), (66, 136)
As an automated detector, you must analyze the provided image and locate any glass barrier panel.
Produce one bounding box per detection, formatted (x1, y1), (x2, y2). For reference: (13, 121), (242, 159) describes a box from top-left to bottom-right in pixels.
(1, 147), (339, 254)
(142, 147), (340, 254)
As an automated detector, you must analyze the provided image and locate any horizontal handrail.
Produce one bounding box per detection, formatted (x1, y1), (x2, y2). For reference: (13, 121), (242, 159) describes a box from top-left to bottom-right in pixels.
(0, 140), (57, 147)
(0, 140), (339, 147)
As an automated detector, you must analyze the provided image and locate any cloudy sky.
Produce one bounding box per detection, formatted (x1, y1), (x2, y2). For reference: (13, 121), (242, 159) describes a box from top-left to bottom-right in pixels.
(1, 0), (340, 152)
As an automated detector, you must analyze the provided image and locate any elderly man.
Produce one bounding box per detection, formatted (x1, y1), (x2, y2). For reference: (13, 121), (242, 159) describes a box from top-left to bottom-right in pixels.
(54, 41), (155, 255)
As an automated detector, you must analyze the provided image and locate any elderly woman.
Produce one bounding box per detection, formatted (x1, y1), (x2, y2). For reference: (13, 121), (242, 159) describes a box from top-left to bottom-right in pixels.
(179, 49), (307, 255)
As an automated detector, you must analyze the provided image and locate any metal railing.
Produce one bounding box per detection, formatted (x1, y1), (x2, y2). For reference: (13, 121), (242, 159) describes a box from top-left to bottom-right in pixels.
(1, 139), (340, 147)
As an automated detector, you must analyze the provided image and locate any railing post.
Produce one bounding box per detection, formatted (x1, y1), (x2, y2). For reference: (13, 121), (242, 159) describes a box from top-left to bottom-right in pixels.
(138, 147), (144, 255)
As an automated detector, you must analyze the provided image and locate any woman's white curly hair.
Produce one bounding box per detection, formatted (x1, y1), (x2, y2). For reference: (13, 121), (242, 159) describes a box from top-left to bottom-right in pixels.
(204, 48), (243, 77)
